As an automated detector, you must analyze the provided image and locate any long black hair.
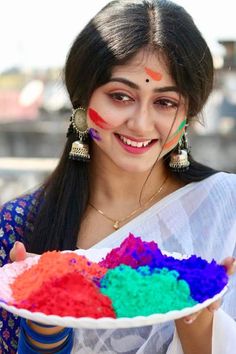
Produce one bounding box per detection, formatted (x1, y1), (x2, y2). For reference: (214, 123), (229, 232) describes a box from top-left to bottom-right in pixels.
(26, 0), (217, 254)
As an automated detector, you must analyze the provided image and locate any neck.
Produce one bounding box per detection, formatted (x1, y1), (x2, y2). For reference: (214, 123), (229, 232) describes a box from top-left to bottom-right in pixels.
(89, 150), (168, 208)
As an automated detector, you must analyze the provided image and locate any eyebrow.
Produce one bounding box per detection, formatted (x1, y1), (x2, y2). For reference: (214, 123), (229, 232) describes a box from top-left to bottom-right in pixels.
(109, 77), (180, 93)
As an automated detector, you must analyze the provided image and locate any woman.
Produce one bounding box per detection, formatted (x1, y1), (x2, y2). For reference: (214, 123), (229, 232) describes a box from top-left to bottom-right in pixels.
(0, 0), (236, 353)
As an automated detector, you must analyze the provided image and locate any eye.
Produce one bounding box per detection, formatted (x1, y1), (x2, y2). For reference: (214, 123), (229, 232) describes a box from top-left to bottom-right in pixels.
(155, 98), (179, 110)
(108, 92), (134, 103)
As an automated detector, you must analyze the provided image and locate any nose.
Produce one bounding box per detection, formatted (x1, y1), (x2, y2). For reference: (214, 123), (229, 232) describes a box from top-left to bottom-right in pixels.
(126, 105), (154, 135)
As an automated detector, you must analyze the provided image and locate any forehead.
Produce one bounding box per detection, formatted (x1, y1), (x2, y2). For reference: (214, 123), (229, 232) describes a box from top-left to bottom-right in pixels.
(111, 49), (173, 83)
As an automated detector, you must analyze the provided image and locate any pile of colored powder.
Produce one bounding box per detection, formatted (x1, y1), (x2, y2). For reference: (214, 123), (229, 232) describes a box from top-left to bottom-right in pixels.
(11, 251), (107, 302)
(99, 233), (228, 303)
(99, 233), (164, 269)
(100, 265), (197, 317)
(9, 234), (228, 319)
(16, 272), (116, 318)
(155, 255), (229, 303)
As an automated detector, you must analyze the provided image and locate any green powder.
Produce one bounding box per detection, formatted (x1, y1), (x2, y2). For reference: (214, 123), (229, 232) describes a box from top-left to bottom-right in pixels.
(100, 265), (197, 318)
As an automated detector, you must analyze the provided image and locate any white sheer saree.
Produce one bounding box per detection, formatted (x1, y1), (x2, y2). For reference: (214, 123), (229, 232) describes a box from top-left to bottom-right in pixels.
(72, 172), (236, 353)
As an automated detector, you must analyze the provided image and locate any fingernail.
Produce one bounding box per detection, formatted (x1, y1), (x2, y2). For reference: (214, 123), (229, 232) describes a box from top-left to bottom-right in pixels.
(209, 307), (216, 313)
(184, 318), (194, 324)
(14, 241), (19, 248)
(229, 260), (236, 274)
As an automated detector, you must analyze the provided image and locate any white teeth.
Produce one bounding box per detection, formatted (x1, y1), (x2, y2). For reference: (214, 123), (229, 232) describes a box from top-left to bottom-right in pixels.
(119, 135), (152, 147)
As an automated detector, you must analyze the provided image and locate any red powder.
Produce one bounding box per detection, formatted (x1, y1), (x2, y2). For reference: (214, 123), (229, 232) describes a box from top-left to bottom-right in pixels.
(88, 108), (113, 129)
(144, 67), (162, 81)
(11, 251), (107, 302)
(16, 272), (116, 318)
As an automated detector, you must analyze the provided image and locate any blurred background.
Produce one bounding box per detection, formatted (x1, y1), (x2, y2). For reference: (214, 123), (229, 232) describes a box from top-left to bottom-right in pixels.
(0, 0), (236, 204)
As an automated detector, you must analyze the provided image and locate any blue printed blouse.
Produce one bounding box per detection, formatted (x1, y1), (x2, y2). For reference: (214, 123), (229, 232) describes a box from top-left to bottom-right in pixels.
(0, 190), (41, 353)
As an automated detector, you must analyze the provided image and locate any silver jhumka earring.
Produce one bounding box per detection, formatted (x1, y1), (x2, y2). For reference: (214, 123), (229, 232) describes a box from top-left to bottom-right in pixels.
(169, 130), (190, 172)
(67, 107), (90, 162)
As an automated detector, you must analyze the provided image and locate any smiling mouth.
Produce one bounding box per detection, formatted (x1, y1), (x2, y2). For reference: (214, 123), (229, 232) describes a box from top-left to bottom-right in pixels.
(114, 134), (158, 155)
(115, 133), (157, 148)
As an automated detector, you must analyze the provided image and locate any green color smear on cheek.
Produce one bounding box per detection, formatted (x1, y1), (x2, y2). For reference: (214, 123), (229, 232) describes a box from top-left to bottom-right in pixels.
(163, 118), (187, 150)
(168, 118), (187, 140)
(100, 265), (197, 318)
(163, 130), (183, 150)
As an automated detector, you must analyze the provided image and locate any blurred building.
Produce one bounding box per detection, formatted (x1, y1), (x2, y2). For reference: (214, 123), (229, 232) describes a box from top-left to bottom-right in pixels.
(0, 68), (70, 122)
(219, 40), (236, 69)
(193, 39), (236, 135)
(216, 40), (236, 134)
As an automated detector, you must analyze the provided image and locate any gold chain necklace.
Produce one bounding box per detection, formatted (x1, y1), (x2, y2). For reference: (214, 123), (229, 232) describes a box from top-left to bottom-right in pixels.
(89, 176), (168, 230)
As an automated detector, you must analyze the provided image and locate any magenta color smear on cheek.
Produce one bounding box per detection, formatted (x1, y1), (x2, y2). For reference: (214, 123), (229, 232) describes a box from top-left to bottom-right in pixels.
(89, 128), (101, 141)
(88, 108), (113, 130)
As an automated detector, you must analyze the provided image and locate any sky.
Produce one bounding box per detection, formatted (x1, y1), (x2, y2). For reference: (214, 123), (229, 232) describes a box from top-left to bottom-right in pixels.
(0, 0), (235, 73)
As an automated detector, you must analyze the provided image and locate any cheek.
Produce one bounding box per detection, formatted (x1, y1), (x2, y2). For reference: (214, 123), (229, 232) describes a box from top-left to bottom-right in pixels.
(88, 108), (114, 130)
(88, 107), (127, 132)
(162, 118), (187, 152)
(89, 128), (101, 141)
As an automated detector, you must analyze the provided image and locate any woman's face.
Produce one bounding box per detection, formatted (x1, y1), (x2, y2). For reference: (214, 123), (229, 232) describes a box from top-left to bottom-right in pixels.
(87, 49), (187, 173)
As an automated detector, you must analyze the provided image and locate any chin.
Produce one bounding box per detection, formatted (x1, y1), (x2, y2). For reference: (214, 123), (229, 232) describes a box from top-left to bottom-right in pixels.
(114, 159), (156, 174)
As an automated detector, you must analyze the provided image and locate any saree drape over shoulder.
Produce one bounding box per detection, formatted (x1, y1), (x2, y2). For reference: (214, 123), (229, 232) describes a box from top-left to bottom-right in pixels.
(1, 172), (236, 353)
(72, 172), (236, 353)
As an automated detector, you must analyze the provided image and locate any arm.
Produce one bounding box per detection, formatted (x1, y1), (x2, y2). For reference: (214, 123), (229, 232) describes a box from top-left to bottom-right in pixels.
(171, 257), (236, 354)
(0, 198), (29, 353)
(24, 321), (68, 349)
(0, 190), (69, 353)
(175, 309), (213, 354)
(18, 319), (73, 353)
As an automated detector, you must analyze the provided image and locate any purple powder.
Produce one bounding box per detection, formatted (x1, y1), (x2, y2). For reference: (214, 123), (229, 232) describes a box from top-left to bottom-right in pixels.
(89, 128), (101, 141)
(155, 255), (228, 303)
(99, 233), (228, 303)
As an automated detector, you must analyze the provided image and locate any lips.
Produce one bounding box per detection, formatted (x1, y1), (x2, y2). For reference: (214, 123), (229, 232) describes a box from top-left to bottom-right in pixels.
(119, 135), (152, 147)
(115, 133), (158, 154)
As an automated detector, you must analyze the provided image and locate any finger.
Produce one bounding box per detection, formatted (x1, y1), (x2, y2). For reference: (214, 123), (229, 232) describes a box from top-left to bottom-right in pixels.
(227, 259), (236, 276)
(183, 311), (201, 324)
(9, 241), (27, 262)
(26, 252), (38, 258)
(221, 257), (236, 275)
(208, 299), (221, 313)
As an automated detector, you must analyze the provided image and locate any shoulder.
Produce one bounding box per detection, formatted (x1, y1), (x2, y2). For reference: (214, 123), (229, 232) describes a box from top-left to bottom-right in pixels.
(0, 188), (42, 229)
(181, 172), (236, 211)
(202, 171), (236, 194)
(194, 172), (236, 211)
(0, 188), (42, 266)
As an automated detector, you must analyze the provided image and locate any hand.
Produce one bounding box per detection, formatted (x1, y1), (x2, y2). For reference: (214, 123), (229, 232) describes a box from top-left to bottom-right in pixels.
(9, 241), (37, 262)
(182, 256), (236, 324)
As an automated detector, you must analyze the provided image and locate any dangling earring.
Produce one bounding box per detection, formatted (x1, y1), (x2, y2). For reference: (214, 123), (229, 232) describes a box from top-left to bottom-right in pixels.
(67, 107), (90, 161)
(169, 129), (190, 172)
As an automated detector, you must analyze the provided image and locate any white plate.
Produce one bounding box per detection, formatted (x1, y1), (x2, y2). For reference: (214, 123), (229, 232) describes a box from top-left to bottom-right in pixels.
(0, 248), (228, 329)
